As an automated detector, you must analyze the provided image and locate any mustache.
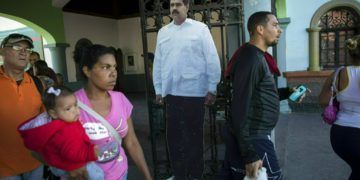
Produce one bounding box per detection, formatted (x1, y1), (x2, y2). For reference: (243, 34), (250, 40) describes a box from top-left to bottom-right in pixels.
(172, 10), (179, 14)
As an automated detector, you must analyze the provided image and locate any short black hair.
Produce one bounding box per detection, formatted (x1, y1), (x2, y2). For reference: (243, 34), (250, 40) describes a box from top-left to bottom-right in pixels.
(42, 86), (74, 111)
(56, 73), (63, 78)
(247, 11), (274, 36)
(30, 51), (40, 58)
(34, 60), (48, 68)
(142, 52), (155, 63)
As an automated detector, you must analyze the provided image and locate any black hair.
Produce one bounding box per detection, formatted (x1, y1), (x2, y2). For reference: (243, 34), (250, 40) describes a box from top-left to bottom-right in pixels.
(170, 0), (189, 6)
(30, 51), (40, 58)
(73, 44), (115, 79)
(33, 60), (57, 83)
(346, 34), (360, 61)
(247, 11), (274, 36)
(143, 52), (154, 63)
(56, 73), (63, 78)
(34, 60), (48, 75)
(42, 86), (74, 111)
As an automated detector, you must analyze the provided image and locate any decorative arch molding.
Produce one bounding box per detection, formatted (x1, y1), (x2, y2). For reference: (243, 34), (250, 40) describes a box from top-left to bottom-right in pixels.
(310, 0), (360, 28)
(307, 0), (360, 71)
(0, 13), (56, 44)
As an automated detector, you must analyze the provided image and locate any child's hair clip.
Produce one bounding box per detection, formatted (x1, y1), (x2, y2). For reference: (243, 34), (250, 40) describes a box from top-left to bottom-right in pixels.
(47, 87), (61, 96)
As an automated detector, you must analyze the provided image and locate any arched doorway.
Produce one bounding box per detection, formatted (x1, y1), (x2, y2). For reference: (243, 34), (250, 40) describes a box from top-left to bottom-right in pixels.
(0, 13), (69, 82)
(0, 15), (56, 65)
(307, 0), (360, 71)
(319, 7), (359, 68)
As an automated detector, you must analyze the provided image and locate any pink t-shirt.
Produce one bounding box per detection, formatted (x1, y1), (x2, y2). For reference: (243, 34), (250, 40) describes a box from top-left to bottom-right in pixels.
(75, 89), (132, 180)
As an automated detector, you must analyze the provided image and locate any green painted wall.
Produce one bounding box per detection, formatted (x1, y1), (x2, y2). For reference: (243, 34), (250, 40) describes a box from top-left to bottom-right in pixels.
(0, 0), (66, 44)
(276, 0), (287, 18)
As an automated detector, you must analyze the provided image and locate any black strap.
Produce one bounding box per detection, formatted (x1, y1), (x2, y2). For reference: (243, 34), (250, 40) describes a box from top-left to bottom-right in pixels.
(335, 67), (343, 95)
(29, 73), (44, 95)
(337, 68), (342, 92)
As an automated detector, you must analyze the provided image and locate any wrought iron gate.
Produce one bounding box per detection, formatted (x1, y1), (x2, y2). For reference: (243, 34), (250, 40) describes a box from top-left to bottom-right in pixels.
(139, 0), (244, 179)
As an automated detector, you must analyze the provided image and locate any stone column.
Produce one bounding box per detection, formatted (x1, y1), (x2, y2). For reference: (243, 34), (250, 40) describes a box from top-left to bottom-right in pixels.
(44, 43), (70, 82)
(307, 27), (321, 71)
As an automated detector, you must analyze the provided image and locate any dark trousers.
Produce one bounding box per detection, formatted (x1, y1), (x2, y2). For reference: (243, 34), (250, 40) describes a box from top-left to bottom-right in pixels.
(218, 125), (282, 180)
(331, 124), (360, 180)
(165, 95), (205, 179)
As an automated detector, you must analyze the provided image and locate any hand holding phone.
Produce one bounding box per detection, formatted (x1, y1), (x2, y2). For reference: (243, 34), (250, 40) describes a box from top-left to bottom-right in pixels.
(289, 85), (308, 102)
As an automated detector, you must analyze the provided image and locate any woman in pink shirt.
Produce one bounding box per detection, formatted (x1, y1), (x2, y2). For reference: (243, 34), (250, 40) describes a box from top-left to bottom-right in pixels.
(71, 44), (152, 180)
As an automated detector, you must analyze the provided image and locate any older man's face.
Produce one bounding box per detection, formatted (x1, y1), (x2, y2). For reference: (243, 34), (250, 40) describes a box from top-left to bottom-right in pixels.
(1, 41), (31, 71)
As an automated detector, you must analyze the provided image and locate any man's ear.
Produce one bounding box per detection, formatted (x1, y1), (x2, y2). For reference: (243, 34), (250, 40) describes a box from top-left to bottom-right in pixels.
(256, 25), (264, 36)
(48, 109), (58, 119)
(82, 66), (90, 78)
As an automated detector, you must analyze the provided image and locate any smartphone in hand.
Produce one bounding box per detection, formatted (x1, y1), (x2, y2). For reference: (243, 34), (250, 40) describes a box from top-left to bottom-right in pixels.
(289, 85), (307, 102)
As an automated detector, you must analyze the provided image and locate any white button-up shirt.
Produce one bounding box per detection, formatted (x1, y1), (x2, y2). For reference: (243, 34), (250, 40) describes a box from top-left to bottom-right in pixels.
(153, 18), (221, 97)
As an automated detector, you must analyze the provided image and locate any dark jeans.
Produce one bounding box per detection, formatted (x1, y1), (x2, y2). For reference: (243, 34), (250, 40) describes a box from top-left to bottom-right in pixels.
(331, 124), (360, 180)
(165, 95), (205, 179)
(218, 125), (282, 180)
